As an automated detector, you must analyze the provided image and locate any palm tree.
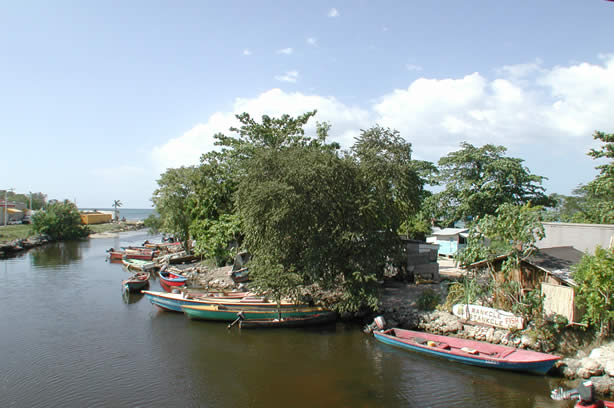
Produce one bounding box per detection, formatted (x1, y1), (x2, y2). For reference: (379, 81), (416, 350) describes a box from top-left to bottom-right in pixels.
(112, 200), (122, 222)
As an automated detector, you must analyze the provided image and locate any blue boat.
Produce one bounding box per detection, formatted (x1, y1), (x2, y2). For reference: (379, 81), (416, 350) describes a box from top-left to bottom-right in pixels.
(141, 290), (309, 313)
(373, 328), (559, 375)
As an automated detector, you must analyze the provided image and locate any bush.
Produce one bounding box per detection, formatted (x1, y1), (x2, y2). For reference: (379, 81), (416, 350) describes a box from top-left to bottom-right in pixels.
(416, 288), (441, 311)
(32, 200), (90, 240)
(573, 246), (614, 337)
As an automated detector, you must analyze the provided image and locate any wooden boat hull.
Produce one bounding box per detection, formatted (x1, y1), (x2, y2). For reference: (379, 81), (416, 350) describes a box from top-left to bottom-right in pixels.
(122, 272), (150, 293)
(141, 290), (310, 313)
(238, 312), (337, 329)
(373, 328), (559, 375)
(122, 259), (156, 272)
(182, 304), (328, 322)
(159, 270), (187, 287)
(108, 251), (124, 260)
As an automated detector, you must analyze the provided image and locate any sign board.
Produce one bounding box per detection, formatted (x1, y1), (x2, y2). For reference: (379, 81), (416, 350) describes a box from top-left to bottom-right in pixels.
(452, 304), (524, 330)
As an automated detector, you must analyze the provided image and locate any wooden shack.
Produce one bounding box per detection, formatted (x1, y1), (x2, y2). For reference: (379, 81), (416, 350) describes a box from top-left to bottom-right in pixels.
(467, 246), (584, 323)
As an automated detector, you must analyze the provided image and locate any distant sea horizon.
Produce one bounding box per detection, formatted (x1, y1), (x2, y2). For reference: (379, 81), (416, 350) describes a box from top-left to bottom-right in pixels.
(79, 208), (155, 221)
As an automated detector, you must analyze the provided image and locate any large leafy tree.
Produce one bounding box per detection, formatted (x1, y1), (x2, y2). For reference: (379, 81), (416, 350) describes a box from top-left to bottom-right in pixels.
(427, 142), (550, 226)
(152, 166), (199, 254)
(31, 200), (90, 240)
(573, 131), (614, 224)
(542, 131), (614, 224)
(230, 115), (429, 311)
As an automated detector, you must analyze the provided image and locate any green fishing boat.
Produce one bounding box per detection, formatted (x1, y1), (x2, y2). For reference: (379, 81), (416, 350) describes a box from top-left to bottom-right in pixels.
(181, 303), (328, 322)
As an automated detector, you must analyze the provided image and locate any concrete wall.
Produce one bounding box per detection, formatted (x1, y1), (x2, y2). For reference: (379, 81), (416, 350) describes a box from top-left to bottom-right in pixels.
(537, 222), (614, 254)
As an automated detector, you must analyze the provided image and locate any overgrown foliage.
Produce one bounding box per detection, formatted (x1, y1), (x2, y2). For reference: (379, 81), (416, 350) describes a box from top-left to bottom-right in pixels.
(416, 288), (441, 311)
(31, 200), (90, 240)
(426, 142), (551, 226)
(152, 166), (199, 254)
(573, 246), (614, 337)
(143, 213), (161, 234)
(457, 203), (545, 271)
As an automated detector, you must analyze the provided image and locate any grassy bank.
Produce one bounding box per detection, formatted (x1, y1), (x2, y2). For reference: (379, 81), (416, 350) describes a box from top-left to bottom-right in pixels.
(0, 224), (33, 242)
(0, 222), (143, 244)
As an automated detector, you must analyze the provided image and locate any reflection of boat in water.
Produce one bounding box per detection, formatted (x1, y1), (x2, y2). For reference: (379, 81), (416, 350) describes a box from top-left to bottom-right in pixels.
(122, 290), (145, 304)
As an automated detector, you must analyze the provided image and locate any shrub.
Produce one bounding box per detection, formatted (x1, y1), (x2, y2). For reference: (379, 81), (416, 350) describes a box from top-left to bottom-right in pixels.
(416, 288), (441, 311)
(573, 246), (614, 337)
(32, 200), (90, 240)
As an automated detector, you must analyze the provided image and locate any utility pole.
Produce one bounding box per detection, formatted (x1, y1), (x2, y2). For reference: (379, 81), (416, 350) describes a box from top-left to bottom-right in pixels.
(4, 187), (14, 227)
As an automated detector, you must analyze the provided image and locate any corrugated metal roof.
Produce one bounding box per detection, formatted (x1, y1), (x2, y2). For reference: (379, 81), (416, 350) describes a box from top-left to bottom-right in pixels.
(431, 228), (469, 236)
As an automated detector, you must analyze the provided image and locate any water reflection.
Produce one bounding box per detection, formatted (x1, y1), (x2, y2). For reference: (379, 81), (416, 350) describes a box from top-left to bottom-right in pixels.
(122, 290), (145, 304)
(30, 241), (82, 267)
(1, 231), (570, 408)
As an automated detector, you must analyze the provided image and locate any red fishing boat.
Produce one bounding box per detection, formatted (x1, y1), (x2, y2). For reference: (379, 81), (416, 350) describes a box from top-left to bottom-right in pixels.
(159, 269), (188, 287)
(373, 327), (559, 375)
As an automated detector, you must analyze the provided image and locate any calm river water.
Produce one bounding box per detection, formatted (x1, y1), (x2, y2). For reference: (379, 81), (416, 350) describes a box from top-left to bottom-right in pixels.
(1, 230), (571, 408)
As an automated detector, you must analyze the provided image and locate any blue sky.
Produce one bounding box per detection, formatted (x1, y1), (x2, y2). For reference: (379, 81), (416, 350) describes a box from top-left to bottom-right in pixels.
(1, 1), (613, 208)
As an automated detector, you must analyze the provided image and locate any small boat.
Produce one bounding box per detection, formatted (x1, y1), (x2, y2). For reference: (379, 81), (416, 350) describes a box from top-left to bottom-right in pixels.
(123, 248), (155, 261)
(159, 269), (188, 287)
(238, 311), (337, 329)
(551, 381), (614, 407)
(141, 290), (309, 313)
(122, 272), (150, 293)
(122, 258), (156, 272)
(230, 268), (249, 283)
(144, 241), (182, 250)
(373, 327), (559, 375)
(181, 304), (329, 322)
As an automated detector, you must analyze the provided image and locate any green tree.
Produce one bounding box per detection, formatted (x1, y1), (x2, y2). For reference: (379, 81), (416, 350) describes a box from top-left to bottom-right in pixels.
(233, 118), (430, 312)
(152, 166), (199, 254)
(457, 203), (545, 309)
(573, 246), (614, 337)
(143, 213), (161, 234)
(112, 200), (122, 221)
(427, 142), (550, 226)
(31, 200), (90, 240)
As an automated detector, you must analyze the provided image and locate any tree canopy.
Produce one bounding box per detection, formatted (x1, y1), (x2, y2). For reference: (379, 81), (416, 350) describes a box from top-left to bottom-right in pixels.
(426, 142), (550, 226)
(31, 200), (90, 240)
(542, 131), (614, 224)
(152, 166), (200, 254)
(155, 112), (432, 312)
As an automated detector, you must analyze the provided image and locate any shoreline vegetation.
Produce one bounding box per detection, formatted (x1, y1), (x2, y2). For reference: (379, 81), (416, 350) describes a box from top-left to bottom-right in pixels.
(0, 221), (144, 258)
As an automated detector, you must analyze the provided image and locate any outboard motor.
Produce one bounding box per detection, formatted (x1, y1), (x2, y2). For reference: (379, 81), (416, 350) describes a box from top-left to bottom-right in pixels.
(551, 381), (610, 408)
(364, 316), (386, 333)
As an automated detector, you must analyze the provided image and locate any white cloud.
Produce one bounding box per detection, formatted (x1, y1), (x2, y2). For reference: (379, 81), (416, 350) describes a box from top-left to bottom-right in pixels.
(307, 37), (317, 46)
(151, 89), (370, 172)
(242, 49), (252, 56)
(373, 56), (614, 165)
(276, 47), (293, 55)
(275, 70), (299, 83)
(151, 56), (614, 193)
(328, 8), (339, 17)
(497, 58), (543, 78)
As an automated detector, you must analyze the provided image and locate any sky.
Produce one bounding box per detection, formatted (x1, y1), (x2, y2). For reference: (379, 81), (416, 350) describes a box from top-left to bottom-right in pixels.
(1, 1), (614, 208)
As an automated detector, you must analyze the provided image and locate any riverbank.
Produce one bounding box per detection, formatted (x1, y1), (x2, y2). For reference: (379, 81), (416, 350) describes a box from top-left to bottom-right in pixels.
(181, 257), (614, 394)
(0, 221), (145, 258)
